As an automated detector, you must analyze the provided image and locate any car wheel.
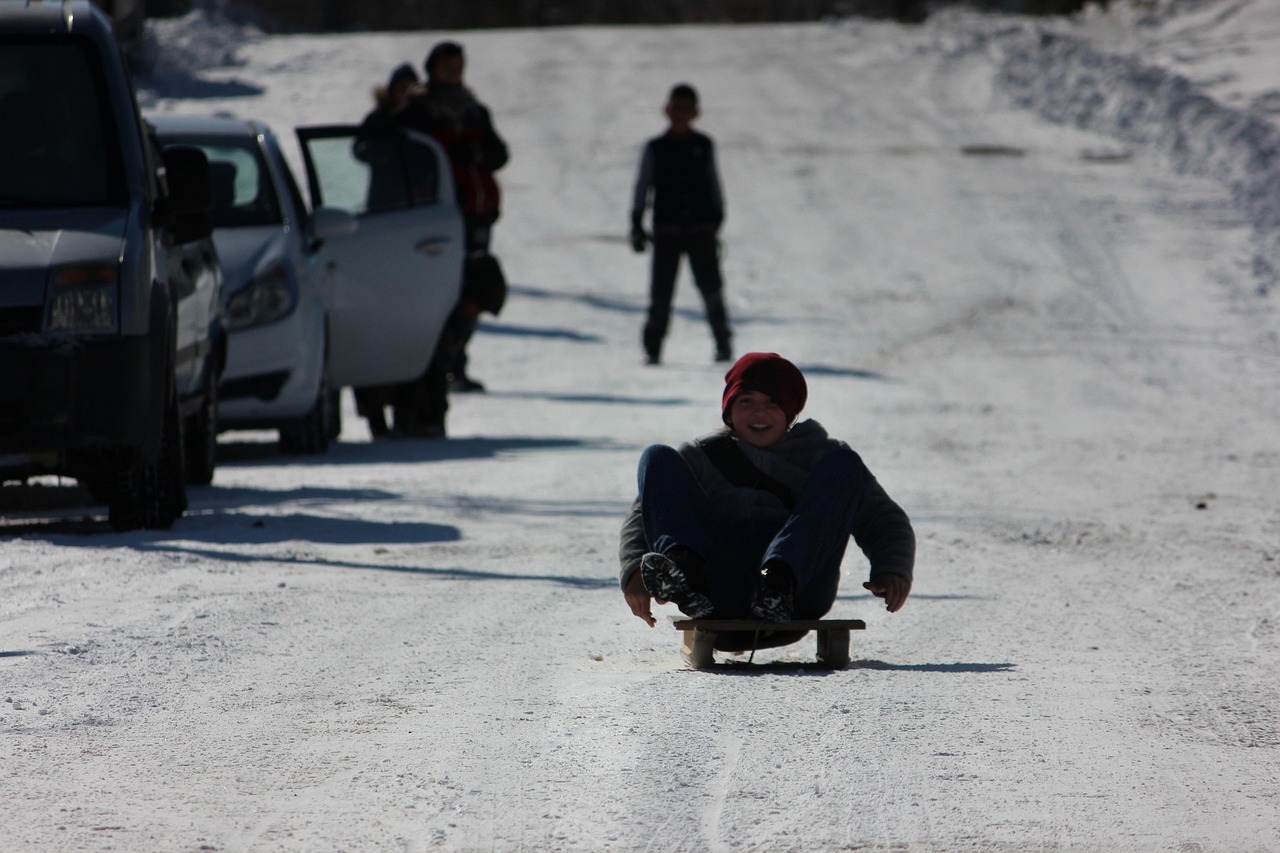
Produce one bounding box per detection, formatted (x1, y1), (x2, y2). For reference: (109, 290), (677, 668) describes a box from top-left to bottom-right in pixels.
(279, 366), (333, 456)
(326, 386), (342, 444)
(185, 365), (219, 485)
(108, 383), (188, 531)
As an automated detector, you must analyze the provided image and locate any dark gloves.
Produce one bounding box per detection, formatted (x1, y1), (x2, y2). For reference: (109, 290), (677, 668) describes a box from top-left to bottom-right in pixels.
(630, 213), (648, 253)
(630, 227), (648, 253)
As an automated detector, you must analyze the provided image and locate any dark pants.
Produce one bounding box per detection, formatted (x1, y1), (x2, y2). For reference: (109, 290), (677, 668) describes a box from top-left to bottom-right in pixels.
(645, 230), (731, 360)
(636, 443), (867, 619)
(448, 216), (495, 380)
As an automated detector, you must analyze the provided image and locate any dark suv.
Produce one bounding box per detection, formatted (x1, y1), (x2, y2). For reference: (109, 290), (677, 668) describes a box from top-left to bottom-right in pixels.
(0, 1), (224, 530)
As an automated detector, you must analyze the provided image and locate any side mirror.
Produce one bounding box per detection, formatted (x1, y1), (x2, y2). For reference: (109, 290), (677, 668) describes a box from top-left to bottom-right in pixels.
(162, 145), (213, 215)
(170, 211), (214, 244)
(312, 206), (358, 240)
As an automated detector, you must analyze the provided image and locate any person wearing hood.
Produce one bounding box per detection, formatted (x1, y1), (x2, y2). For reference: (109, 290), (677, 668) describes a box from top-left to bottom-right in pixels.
(619, 353), (915, 638)
(352, 62), (423, 438)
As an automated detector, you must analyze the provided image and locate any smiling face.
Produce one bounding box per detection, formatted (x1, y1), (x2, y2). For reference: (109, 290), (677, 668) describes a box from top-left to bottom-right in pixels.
(728, 390), (788, 448)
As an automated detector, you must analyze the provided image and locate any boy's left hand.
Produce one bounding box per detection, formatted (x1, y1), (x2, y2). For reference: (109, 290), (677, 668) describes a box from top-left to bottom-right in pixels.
(863, 575), (911, 613)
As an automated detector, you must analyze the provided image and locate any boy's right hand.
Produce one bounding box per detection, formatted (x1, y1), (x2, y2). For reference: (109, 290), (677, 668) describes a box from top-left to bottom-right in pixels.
(630, 226), (649, 253)
(624, 572), (656, 626)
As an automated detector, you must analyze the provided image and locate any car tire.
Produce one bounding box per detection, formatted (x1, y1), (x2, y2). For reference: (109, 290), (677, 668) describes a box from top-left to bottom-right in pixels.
(326, 385), (343, 444)
(185, 364), (219, 485)
(279, 365), (333, 456)
(107, 381), (188, 531)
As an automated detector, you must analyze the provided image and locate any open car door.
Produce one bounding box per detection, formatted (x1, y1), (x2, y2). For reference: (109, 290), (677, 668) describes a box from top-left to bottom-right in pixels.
(295, 124), (464, 388)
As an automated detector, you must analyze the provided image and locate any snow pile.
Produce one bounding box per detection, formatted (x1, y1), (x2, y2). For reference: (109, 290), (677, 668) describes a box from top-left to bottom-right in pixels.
(987, 0), (1280, 285)
(145, 3), (261, 78)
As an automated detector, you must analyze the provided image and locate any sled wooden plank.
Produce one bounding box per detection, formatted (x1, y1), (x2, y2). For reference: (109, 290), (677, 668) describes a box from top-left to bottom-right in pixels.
(670, 617), (864, 670)
(670, 618), (865, 631)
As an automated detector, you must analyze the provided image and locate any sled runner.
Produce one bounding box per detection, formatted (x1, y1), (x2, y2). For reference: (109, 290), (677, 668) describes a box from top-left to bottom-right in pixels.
(670, 617), (865, 670)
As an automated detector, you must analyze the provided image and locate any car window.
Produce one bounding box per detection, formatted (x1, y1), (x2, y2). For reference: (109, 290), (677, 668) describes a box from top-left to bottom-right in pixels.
(0, 37), (125, 208)
(312, 130), (440, 215)
(160, 136), (282, 228)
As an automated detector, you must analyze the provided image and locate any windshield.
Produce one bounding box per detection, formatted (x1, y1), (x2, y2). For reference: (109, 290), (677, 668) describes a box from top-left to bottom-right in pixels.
(160, 134), (283, 228)
(0, 38), (126, 209)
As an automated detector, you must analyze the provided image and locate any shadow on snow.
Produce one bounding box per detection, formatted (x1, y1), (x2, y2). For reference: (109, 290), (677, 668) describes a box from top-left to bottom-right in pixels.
(850, 660), (1017, 673)
(131, 542), (617, 590)
(475, 320), (603, 343)
(215, 434), (630, 468)
(136, 74), (263, 103)
(484, 389), (692, 406)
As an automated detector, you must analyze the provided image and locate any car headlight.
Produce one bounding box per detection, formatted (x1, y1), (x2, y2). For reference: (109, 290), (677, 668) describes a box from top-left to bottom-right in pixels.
(46, 264), (119, 334)
(225, 260), (297, 329)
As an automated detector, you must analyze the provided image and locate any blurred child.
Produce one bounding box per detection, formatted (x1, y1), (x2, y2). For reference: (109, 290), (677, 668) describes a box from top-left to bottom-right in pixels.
(630, 83), (732, 365)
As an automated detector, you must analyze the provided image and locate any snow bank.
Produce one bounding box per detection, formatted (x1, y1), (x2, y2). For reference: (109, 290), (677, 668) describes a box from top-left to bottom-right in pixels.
(988, 3), (1280, 286)
(145, 4), (261, 78)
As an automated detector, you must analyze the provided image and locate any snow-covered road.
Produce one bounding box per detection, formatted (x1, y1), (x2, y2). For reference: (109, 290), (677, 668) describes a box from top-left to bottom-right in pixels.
(4, 5), (1279, 850)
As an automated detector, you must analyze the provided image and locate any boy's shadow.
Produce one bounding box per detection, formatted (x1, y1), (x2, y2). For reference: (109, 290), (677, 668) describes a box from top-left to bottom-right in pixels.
(850, 660), (1017, 673)
(699, 659), (1016, 676)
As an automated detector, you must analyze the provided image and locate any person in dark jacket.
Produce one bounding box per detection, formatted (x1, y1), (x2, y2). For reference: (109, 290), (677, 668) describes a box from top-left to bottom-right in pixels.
(352, 62), (422, 438)
(354, 62), (420, 213)
(630, 83), (732, 366)
(619, 353), (915, 638)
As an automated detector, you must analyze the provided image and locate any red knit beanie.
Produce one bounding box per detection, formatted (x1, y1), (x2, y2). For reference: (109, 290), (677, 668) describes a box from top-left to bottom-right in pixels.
(721, 352), (808, 426)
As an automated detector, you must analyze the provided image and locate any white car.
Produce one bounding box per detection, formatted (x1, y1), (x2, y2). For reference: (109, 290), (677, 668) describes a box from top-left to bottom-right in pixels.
(150, 115), (465, 453)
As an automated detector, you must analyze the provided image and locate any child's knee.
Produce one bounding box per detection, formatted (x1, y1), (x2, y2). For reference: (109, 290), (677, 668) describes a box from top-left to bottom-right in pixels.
(638, 444), (688, 485)
(639, 444), (681, 467)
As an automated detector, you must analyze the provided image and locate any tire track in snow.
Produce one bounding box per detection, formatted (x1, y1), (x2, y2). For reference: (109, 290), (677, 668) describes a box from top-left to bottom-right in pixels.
(698, 730), (741, 852)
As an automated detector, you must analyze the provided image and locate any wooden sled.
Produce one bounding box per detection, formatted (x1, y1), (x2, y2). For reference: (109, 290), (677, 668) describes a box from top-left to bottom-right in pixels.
(670, 617), (866, 670)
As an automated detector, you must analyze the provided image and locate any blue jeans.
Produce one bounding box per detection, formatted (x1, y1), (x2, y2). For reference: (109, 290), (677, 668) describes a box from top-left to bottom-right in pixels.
(637, 443), (868, 618)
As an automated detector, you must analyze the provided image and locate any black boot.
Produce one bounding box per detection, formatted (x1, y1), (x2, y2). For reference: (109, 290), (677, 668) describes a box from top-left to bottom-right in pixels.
(750, 561), (795, 622)
(640, 547), (713, 619)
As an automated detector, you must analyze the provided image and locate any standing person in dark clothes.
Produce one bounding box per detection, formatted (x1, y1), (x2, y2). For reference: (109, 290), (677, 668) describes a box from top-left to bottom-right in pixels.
(351, 62), (422, 438)
(619, 353), (914, 644)
(397, 40), (509, 395)
(630, 83), (733, 366)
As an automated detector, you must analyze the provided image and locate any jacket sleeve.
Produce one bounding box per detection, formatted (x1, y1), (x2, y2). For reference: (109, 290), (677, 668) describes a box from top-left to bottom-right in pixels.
(850, 475), (915, 584)
(471, 104), (509, 171)
(705, 138), (725, 225)
(618, 498), (647, 589)
(631, 141), (655, 226)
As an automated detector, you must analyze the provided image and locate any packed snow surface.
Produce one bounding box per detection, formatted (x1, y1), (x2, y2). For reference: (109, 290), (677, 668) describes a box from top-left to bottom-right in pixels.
(3, 1), (1278, 849)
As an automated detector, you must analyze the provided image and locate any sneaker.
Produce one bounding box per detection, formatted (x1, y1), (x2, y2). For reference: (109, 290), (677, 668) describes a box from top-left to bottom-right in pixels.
(449, 374), (486, 393)
(640, 551), (714, 619)
(750, 562), (795, 622)
(714, 345), (732, 363)
(644, 351), (660, 366)
(400, 422), (445, 439)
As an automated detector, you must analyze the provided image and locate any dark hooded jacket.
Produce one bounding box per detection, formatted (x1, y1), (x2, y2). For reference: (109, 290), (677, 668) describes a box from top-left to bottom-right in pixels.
(618, 419), (915, 589)
(396, 82), (508, 222)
